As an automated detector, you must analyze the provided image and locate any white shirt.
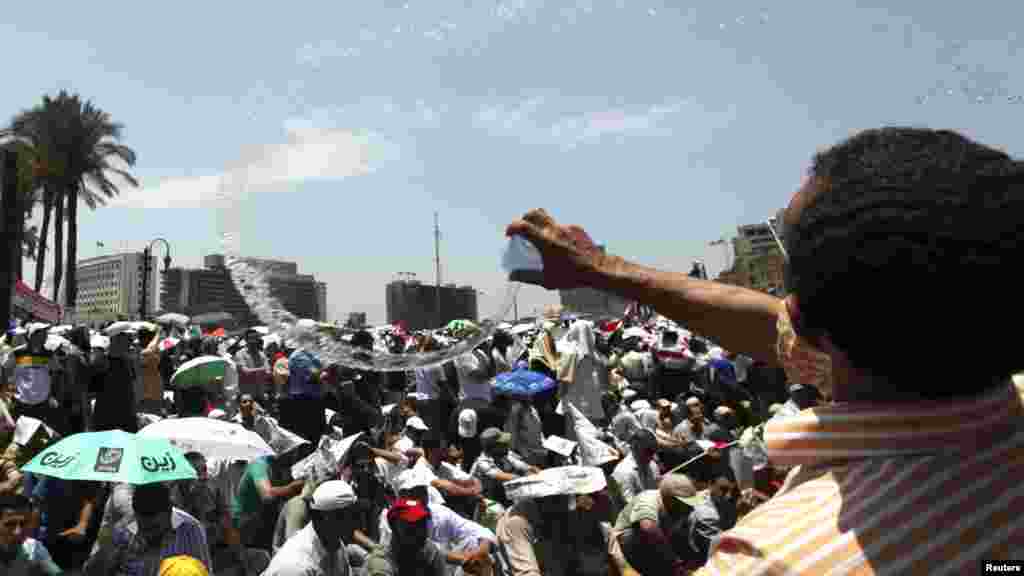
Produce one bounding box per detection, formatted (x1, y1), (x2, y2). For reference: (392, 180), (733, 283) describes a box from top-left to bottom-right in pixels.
(263, 523), (349, 576)
(611, 454), (660, 503)
(454, 351), (492, 402)
(377, 436), (414, 488)
(377, 502), (496, 550)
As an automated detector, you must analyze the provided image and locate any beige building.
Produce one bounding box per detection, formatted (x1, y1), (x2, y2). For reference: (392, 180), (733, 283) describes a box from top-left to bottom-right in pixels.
(67, 251), (157, 323)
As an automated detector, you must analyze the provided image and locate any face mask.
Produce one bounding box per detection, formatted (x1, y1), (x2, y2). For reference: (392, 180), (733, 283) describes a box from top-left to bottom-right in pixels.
(776, 303), (833, 400)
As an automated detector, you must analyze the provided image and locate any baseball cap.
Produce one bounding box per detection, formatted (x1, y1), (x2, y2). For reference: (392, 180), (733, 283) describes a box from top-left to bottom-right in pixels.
(405, 416), (429, 431)
(479, 427), (511, 447)
(457, 409), (478, 439)
(309, 480), (356, 512)
(388, 499), (430, 524)
(659, 473), (698, 506)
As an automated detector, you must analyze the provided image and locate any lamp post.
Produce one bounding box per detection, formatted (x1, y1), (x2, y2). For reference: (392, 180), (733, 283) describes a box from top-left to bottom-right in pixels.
(140, 238), (172, 320)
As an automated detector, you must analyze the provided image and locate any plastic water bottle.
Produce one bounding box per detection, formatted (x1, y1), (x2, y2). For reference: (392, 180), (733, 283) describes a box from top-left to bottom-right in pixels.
(502, 235), (544, 276)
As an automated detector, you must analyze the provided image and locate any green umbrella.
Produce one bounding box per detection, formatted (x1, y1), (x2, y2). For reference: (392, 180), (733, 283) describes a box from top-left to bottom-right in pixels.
(171, 355), (231, 389)
(21, 430), (197, 484)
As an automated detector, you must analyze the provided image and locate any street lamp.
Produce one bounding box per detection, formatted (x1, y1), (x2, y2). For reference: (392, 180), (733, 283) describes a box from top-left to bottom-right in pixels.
(140, 238), (172, 319)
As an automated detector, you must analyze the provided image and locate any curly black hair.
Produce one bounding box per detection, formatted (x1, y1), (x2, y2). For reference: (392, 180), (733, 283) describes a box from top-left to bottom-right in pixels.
(786, 127), (1023, 400)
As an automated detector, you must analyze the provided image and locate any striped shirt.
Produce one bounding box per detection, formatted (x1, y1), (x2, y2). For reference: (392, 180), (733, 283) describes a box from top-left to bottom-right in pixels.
(696, 377), (1024, 575)
(106, 507), (211, 576)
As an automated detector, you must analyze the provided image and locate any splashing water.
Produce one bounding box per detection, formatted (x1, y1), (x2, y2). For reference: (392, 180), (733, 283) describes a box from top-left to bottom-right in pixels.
(216, 172), (534, 371)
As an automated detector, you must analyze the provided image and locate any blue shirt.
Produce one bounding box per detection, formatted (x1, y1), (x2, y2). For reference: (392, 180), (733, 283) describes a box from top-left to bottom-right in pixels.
(287, 349), (323, 399)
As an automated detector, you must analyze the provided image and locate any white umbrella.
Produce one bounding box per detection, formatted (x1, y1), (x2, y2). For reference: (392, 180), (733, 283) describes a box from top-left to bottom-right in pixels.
(156, 313), (190, 327)
(140, 417), (274, 462)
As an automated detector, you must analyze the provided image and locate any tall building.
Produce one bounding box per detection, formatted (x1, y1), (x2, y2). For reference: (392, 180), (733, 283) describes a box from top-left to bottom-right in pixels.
(71, 252), (157, 323)
(737, 220), (783, 258)
(385, 280), (478, 331)
(720, 215), (786, 294)
(315, 282), (328, 322)
(161, 255), (326, 325)
(559, 245), (629, 318)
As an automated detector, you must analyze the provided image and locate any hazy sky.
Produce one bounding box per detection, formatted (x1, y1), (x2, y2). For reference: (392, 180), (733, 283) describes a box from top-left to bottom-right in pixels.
(4, 1), (1022, 325)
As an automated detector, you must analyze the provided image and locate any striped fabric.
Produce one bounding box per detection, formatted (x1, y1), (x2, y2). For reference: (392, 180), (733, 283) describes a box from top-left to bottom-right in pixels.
(111, 508), (212, 576)
(696, 377), (1024, 575)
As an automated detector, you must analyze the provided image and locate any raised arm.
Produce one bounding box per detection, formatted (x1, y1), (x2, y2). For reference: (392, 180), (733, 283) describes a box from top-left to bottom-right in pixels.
(506, 209), (784, 365)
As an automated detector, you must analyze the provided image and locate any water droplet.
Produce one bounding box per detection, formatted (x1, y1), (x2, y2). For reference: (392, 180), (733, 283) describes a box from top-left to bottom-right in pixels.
(719, 23), (726, 30)
(648, 8), (657, 16)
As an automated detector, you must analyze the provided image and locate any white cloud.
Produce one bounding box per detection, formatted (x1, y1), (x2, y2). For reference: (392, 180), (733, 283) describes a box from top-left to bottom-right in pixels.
(476, 98), (688, 148)
(108, 119), (392, 210)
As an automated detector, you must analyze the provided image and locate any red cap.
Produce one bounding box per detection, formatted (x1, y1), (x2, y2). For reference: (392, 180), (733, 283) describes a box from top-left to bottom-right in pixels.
(388, 499), (430, 524)
(712, 441), (731, 450)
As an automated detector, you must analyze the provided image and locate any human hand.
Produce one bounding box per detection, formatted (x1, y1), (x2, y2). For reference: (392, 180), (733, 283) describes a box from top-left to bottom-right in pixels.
(59, 525), (87, 543)
(505, 209), (602, 290)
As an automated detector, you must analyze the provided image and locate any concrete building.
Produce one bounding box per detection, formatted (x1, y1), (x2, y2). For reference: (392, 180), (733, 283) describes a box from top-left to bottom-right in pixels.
(160, 265), (260, 327)
(737, 219), (783, 258)
(385, 280), (478, 332)
(717, 215), (787, 294)
(346, 312), (367, 329)
(316, 282), (328, 323)
(71, 252), (157, 323)
(161, 255), (326, 325)
(558, 245), (629, 318)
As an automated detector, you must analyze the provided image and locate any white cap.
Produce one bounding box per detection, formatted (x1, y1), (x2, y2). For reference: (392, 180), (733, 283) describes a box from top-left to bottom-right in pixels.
(457, 409), (478, 439)
(394, 465), (436, 492)
(309, 480), (356, 512)
(405, 416), (429, 431)
(207, 409), (227, 420)
(630, 399), (652, 412)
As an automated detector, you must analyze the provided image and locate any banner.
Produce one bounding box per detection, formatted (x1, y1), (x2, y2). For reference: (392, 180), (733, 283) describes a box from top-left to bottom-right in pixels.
(12, 281), (62, 323)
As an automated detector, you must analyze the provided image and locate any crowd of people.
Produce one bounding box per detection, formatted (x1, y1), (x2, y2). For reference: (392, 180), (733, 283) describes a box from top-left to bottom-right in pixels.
(0, 126), (1021, 575)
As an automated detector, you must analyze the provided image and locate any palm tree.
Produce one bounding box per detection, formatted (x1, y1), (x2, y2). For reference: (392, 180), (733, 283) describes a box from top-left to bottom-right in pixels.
(4, 94), (68, 297)
(60, 97), (139, 310)
(3, 91), (138, 309)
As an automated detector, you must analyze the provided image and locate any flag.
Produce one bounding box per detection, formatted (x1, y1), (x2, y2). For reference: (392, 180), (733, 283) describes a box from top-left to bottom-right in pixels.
(96, 241), (104, 248)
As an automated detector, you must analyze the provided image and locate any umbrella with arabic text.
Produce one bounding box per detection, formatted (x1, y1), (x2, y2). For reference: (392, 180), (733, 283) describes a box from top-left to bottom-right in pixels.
(21, 430), (196, 484)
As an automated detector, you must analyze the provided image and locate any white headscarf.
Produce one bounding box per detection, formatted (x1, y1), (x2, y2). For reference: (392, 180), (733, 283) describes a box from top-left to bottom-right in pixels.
(564, 320), (597, 359)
